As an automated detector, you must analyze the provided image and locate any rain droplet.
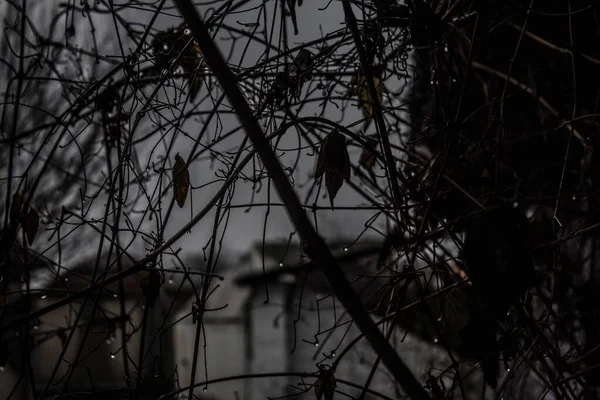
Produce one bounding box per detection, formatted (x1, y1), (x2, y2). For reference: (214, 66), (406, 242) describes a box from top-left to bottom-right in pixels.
(110, 353), (116, 359)
(106, 338), (112, 344)
(437, 316), (442, 322)
(506, 368), (511, 372)
(572, 194), (577, 201)
(203, 388), (207, 392)
(314, 342), (319, 347)
(33, 325), (39, 330)
(343, 247), (348, 252)
(279, 262), (283, 267)
(512, 202), (519, 208)
(331, 351), (336, 357)
(452, 78), (457, 83)
(184, 28), (191, 35)
(0, 366), (4, 372)
(163, 44), (169, 51)
(40, 294), (47, 300)
(444, 44), (449, 53)
(113, 293), (118, 298)
(64, 278), (69, 282)
(168, 278), (174, 284)
(433, 337), (439, 343)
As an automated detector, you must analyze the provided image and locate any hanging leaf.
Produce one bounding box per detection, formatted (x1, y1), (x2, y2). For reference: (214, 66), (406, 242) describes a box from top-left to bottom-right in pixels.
(294, 49), (314, 78)
(357, 75), (384, 120)
(183, 42), (207, 101)
(314, 129), (351, 208)
(359, 135), (379, 170)
(10, 192), (25, 224)
(140, 268), (162, 309)
(289, 49), (314, 100)
(189, 73), (204, 101)
(172, 153), (190, 208)
(270, 72), (289, 107)
(325, 172), (345, 208)
(286, 0), (301, 35)
(314, 365), (336, 400)
(23, 208), (39, 245)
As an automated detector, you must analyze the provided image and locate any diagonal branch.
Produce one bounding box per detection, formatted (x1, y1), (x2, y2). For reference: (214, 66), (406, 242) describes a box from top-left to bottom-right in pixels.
(172, 1), (431, 399)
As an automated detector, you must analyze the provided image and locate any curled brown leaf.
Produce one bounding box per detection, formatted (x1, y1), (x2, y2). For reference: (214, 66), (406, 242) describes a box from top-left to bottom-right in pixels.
(173, 153), (190, 208)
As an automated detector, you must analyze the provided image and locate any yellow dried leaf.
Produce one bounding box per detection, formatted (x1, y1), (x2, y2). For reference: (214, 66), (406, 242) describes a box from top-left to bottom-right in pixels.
(357, 75), (384, 119)
(359, 135), (379, 170)
(173, 154), (190, 208)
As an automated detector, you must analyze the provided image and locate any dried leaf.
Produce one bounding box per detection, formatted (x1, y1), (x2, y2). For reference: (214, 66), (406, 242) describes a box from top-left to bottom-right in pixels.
(140, 268), (162, 309)
(357, 75), (384, 119)
(294, 49), (314, 77)
(23, 208), (39, 245)
(189, 74), (204, 101)
(315, 141), (328, 180)
(172, 153), (190, 208)
(359, 135), (379, 170)
(286, 0), (300, 35)
(325, 172), (344, 208)
(314, 129), (351, 208)
(10, 192), (24, 224)
(314, 366), (336, 400)
(289, 50), (314, 100)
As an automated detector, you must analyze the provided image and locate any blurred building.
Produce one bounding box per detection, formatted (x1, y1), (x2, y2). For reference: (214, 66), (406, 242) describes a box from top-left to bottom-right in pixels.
(1, 241), (482, 400)
(172, 241), (473, 400)
(0, 249), (193, 400)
